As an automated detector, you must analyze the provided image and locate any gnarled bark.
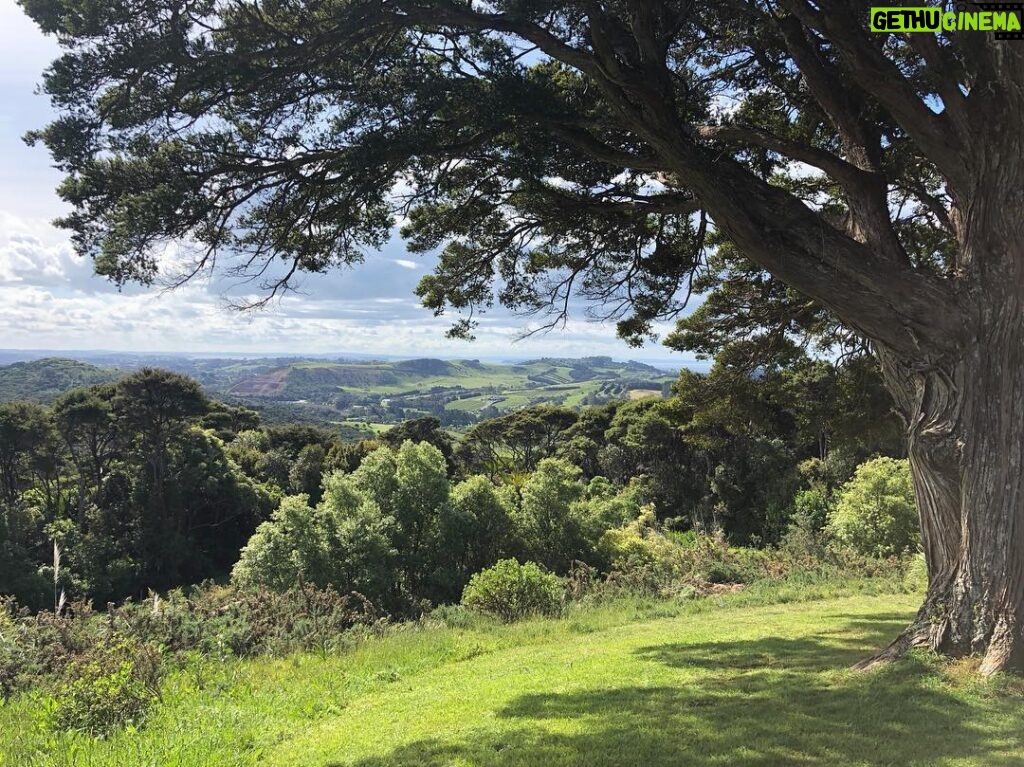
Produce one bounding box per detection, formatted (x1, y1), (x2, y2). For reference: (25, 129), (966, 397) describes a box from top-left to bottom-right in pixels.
(864, 286), (1024, 675)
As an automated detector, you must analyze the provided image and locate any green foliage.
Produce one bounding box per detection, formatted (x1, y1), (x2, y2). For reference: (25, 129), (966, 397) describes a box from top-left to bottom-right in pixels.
(392, 441), (450, 543)
(448, 475), (514, 576)
(111, 583), (378, 659)
(48, 633), (162, 736)
(380, 417), (455, 472)
(350, 446), (400, 516)
(231, 495), (323, 591)
(515, 458), (590, 572)
(459, 406), (578, 477)
(780, 507), (828, 562)
(828, 458), (920, 558)
(461, 560), (563, 622)
(599, 399), (699, 525)
(0, 400), (59, 509)
(289, 443), (327, 503)
(232, 481), (397, 605)
(0, 582), (380, 713)
(597, 506), (687, 584)
(573, 478), (643, 549)
(0, 358), (118, 404)
(791, 483), (833, 533)
(596, 513), (779, 596)
(0, 368), (283, 605)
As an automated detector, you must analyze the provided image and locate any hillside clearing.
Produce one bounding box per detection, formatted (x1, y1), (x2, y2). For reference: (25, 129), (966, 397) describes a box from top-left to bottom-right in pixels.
(5, 586), (1023, 766)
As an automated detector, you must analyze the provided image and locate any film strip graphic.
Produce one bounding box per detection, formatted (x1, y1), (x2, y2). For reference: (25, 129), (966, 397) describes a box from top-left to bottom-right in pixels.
(957, 2), (1024, 39)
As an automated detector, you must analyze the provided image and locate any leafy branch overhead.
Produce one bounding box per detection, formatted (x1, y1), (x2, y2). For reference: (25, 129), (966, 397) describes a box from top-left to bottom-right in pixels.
(21, 0), (1004, 355)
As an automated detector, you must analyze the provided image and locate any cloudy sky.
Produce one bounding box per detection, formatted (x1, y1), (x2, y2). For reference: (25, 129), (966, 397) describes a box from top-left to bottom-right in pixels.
(0, 2), (691, 363)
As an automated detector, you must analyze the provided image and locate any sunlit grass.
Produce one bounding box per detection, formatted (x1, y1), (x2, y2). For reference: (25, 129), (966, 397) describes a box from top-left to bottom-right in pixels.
(3, 576), (1021, 767)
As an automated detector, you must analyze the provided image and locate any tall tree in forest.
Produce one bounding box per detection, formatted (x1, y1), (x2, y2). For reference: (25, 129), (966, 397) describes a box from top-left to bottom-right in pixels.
(20, 0), (1024, 672)
(0, 402), (59, 510)
(112, 368), (208, 550)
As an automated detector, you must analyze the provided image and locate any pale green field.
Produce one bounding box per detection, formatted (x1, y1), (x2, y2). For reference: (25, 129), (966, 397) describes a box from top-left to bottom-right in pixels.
(282, 360), (673, 410)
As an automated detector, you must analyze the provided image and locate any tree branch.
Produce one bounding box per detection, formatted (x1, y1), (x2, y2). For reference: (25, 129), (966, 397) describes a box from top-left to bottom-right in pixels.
(778, 1), (969, 192)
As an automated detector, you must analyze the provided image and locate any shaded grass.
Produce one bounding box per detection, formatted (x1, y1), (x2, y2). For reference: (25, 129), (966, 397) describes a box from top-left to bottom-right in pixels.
(2, 576), (1021, 766)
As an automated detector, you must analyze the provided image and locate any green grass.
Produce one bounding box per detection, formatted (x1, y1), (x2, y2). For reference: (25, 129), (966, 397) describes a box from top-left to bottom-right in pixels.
(4, 578), (1023, 766)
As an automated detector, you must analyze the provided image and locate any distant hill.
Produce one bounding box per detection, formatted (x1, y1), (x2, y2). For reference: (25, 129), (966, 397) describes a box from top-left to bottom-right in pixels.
(0, 358), (121, 403)
(521, 356), (665, 374)
(210, 356), (678, 432)
(0, 354), (683, 432)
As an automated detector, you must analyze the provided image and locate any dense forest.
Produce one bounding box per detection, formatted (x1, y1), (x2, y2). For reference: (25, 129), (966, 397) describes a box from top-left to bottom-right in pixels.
(0, 349), (902, 613)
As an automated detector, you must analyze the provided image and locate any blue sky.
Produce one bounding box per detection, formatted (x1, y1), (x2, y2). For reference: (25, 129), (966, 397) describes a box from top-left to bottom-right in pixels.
(0, 1), (689, 362)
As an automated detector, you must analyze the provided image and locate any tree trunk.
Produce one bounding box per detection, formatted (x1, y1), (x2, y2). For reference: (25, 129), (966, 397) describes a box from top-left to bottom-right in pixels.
(869, 292), (1024, 674)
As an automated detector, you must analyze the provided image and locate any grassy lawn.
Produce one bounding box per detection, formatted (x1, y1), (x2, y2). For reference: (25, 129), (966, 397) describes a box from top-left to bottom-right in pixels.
(4, 582), (1023, 766)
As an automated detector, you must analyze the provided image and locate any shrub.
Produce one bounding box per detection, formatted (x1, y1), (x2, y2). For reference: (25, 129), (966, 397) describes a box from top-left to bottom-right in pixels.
(827, 457), (919, 557)
(0, 599), (32, 699)
(426, 603), (479, 630)
(232, 479), (397, 604)
(1, 582), (382, 710)
(791, 483), (833, 532)
(111, 583), (380, 658)
(574, 478), (642, 544)
(597, 516), (783, 597)
(597, 506), (684, 579)
(48, 634), (162, 736)
(461, 560), (563, 622)
(0, 598), (101, 701)
(704, 560), (749, 584)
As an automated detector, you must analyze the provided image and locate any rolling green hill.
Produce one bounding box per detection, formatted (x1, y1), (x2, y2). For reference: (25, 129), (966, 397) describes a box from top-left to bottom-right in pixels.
(0, 358), (120, 402)
(219, 356), (676, 431)
(0, 355), (678, 432)
(225, 357), (671, 399)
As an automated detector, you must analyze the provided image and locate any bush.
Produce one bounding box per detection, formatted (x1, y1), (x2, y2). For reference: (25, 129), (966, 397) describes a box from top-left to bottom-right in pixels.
(112, 583), (381, 659)
(597, 506), (684, 579)
(514, 458), (588, 571)
(827, 457), (919, 557)
(461, 560), (563, 622)
(0, 582), (382, 711)
(232, 478), (398, 605)
(791, 483), (833, 533)
(48, 634), (162, 735)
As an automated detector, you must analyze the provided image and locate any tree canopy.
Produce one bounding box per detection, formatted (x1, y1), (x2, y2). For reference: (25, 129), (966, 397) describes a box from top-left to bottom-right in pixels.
(22, 0), (1006, 357)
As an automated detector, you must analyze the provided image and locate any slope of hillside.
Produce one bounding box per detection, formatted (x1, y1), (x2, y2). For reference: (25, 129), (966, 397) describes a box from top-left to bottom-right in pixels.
(0, 358), (120, 402)
(0, 354), (681, 430)
(7, 587), (1023, 767)
(215, 357), (676, 430)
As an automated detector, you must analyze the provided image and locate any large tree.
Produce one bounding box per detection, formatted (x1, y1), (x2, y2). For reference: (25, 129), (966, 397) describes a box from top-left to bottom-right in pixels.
(20, 0), (1024, 672)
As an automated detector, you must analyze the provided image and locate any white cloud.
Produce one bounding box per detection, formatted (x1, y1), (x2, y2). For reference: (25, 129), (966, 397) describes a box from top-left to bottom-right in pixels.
(0, 11), (694, 364)
(0, 212), (105, 291)
(0, 212), (695, 361)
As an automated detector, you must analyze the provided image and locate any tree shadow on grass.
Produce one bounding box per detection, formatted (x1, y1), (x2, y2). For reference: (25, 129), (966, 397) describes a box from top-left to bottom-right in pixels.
(634, 613), (909, 673)
(335, 617), (1024, 767)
